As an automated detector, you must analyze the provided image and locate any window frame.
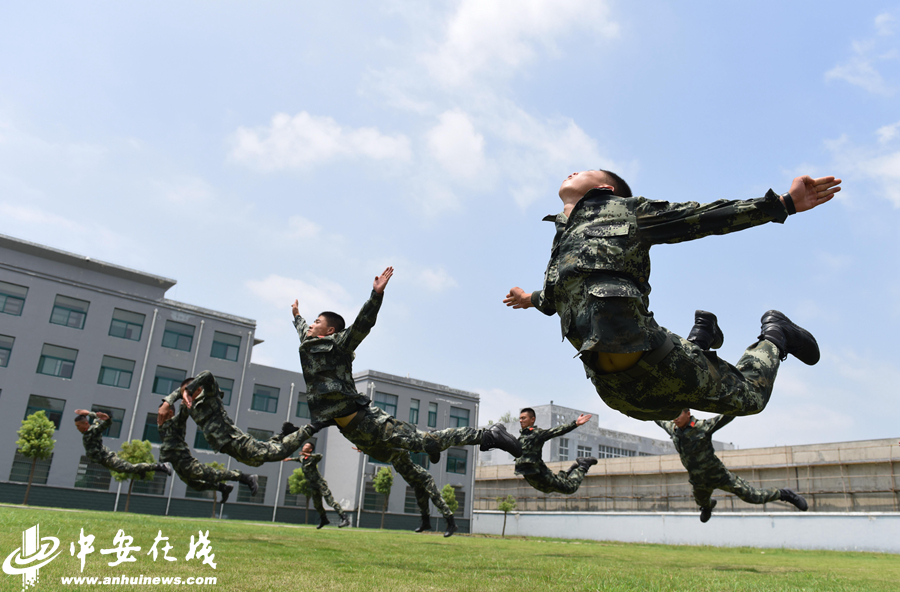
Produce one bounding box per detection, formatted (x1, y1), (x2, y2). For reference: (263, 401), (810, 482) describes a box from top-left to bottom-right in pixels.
(250, 385), (279, 414)
(49, 295), (90, 330)
(108, 308), (145, 341)
(210, 331), (241, 362)
(97, 355), (135, 389)
(446, 448), (468, 474)
(161, 320), (195, 352)
(0, 281), (28, 316)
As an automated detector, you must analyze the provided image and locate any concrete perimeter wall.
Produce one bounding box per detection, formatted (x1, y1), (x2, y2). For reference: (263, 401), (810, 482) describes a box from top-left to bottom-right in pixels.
(473, 510), (900, 554)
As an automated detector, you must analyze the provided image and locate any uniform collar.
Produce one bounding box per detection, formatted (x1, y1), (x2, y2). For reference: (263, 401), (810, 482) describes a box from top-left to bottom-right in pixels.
(544, 187), (617, 222)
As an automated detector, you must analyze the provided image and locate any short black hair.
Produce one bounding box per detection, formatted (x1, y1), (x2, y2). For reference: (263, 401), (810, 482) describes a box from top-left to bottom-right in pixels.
(181, 378), (194, 388)
(520, 408), (536, 418)
(74, 414), (89, 423)
(318, 311), (345, 333)
(599, 169), (633, 197)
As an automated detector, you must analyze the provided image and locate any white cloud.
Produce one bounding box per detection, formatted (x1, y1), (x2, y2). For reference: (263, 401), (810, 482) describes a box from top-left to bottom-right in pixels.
(875, 13), (896, 36)
(876, 120), (900, 143)
(0, 202), (83, 231)
(425, 109), (485, 179)
(421, 0), (618, 86)
(825, 15), (899, 95)
(245, 274), (353, 318)
(285, 215), (322, 240)
(157, 176), (214, 204)
(825, 126), (900, 207)
(229, 111), (412, 171)
(415, 267), (458, 292)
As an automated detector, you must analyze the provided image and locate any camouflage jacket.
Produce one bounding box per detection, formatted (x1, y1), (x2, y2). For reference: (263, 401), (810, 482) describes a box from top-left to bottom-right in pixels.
(290, 453), (324, 483)
(82, 412), (112, 462)
(531, 188), (789, 354)
(162, 371), (238, 453)
(157, 404), (192, 464)
(292, 290), (383, 421)
(655, 415), (734, 482)
(515, 421), (578, 475)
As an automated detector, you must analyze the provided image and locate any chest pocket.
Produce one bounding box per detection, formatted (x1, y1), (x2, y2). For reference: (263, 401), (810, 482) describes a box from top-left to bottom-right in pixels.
(307, 341), (334, 354)
(583, 222), (629, 238)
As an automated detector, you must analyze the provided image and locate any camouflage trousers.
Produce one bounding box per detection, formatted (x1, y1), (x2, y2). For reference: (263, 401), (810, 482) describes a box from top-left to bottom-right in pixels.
(523, 464), (587, 495)
(94, 449), (157, 476)
(392, 451), (453, 519)
(308, 476), (346, 519)
(220, 424), (316, 468)
(587, 331), (780, 421)
(166, 453), (242, 492)
(340, 405), (483, 457)
(691, 471), (782, 508)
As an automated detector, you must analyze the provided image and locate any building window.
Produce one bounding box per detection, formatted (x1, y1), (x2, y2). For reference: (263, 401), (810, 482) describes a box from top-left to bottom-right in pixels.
(247, 427), (274, 441)
(9, 450), (53, 484)
(133, 471), (168, 495)
(282, 480), (306, 507)
(210, 331), (241, 362)
(184, 487), (216, 500)
(453, 490), (466, 517)
(36, 344), (78, 379)
(237, 475), (267, 504)
(410, 451), (430, 469)
(363, 482), (387, 511)
(0, 334), (13, 367)
(109, 308), (145, 341)
(24, 394), (65, 429)
(296, 394), (310, 419)
(152, 366), (187, 395)
(251, 385), (279, 414)
(217, 376), (234, 406)
(446, 449), (467, 474)
(193, 429), (211, 450)
(374, 392), (398, 417)
(404, 487), (419, 514)
(74, 455), (111, 490)
(90, 405), (125, 438)
(598, 445), (637, 459)
(97, 355), (135, 389)
(576, 445), (593, 458)
(559, 438), (570, 462)
(161, 320), (195, 352)
(427, 402), (438, 428)
(49, 294), (90, 329)
(449, 407), (470, 428)
(143, 413), (161, 444)
(0, 280), (28, 316)
(409, 399), (419, 424)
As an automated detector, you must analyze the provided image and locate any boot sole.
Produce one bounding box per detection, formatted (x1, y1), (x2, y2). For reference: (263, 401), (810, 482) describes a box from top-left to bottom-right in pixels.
(761, 310), (820, 365)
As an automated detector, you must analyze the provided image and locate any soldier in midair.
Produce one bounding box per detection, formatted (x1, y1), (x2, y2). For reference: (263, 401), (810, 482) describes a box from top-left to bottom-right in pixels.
(74, 410), (172, 478)
(516, 408), (597, 495)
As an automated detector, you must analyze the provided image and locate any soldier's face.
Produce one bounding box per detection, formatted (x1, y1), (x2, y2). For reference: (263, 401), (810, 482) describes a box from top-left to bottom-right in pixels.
(308, 316), (337, 338)
(301, 444), (313, 455)
(75, 420), (89, 433)
(674, 410), (691, 429)
(558, 170), (613, 202)
(519, 412), (535, 429)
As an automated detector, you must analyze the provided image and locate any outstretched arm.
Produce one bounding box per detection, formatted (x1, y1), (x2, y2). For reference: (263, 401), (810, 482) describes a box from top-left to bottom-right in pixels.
(291, 299), (310, 343)
(785, 175), (841, 213)
(654, 420), (676, 437)
(503, 287), (533, 309)
(342, 267), (392, 351)
(705, 414), (735, 435)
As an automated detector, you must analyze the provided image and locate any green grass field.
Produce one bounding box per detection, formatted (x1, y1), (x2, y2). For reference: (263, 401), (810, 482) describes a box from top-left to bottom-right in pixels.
(1, 504), (898, 592)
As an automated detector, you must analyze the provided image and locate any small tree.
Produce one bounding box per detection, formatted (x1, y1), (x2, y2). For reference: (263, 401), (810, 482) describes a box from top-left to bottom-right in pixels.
(16, 411), (56, 506)
(207, 461), (226, 518)
(111, 440), (156, 513)
(498, 411), (514, 423)
(439, 484), (459, 531)
(288, 467), (315, 524)
(373, 467), (394, 529)
(497, 495), (516, 537)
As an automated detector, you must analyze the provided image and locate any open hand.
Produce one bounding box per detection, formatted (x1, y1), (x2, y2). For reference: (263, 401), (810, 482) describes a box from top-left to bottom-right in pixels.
(374, 266), (394, 294)
(575, 414), (592, 426)
(157, 402), (174, 425)
(96, 412), (110, 421)
(787, 175), (841, 213)
(503, 287), (533, 309)
(74, 409), (90, 416)
(291, 299), (300, 317)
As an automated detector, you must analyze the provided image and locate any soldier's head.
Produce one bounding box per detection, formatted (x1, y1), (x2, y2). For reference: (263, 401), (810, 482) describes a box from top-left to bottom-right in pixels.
(74, 414), (90, 433)
(301, 442), (315, 455)
(519, 408), (536, 429)
(308, 311), (345, 338)
(558, 169), (632, 205)
(674, 409), (691, 429)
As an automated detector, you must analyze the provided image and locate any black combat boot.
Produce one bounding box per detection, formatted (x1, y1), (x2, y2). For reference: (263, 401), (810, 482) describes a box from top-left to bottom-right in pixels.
(576, 457), (598, 474)
(687, 310), (724, 350)
(699, 499), (717, 523)
(338, 515), (350, 528)
(280, 422), (300, 438)
(758, 310), (820, 365)
(414, 516), (432, 533)
(317, 515), (330, 530)
(240, 474), (259, 496)
(218, 483), (233, 504)
(479, 424), (523, 458)
(779, 489), (808, 511)
(443, 515), (458, 538)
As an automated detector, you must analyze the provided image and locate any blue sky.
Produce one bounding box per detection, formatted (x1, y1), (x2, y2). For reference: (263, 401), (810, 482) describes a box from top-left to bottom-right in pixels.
(2, 1), (898, 448)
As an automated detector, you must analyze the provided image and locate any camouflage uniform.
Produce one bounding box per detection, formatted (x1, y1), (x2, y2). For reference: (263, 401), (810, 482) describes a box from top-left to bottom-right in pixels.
(655, 415), (781, 508)
(158, 404), (243, 492)
(162, 371), (317, 467)
(531, 188), (790, 420)
(80, 412), (158, 475)
(516, 422), (586, 495)
(294, 292), (486, 456)
(289, 453), (347, 520)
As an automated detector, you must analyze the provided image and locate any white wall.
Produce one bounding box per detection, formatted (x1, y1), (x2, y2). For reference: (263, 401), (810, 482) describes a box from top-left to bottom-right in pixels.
(473, 511), (900, 554)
